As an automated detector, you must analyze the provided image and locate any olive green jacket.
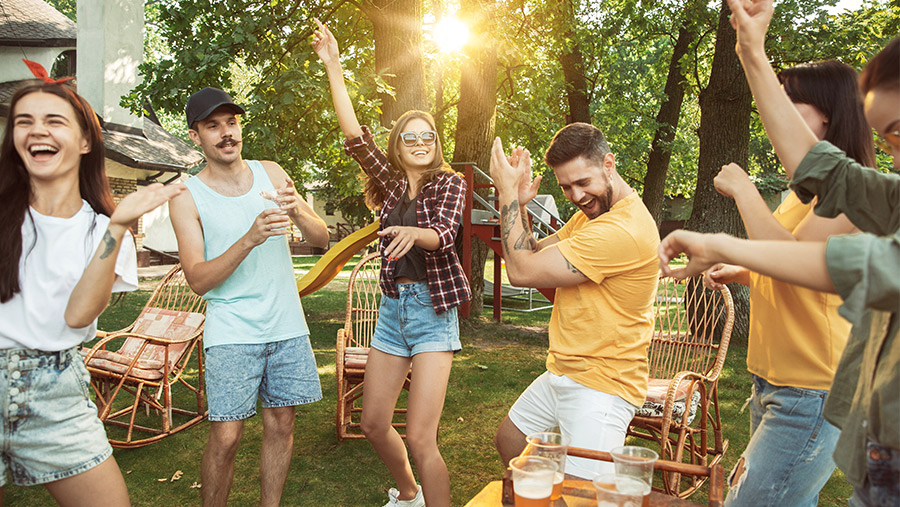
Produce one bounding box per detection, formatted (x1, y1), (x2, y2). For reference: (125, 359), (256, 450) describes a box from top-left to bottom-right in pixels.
(792, 141), (900, 489)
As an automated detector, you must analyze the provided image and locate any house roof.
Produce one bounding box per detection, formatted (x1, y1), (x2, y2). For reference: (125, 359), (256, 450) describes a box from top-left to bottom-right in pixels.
(103, 119), (205, 176)
(0, 0), (76, 47)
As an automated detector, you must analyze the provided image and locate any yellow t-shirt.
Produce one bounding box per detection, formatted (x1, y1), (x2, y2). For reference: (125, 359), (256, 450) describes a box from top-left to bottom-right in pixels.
(747, 191), (851, 390)
(550, 192), (660, 407)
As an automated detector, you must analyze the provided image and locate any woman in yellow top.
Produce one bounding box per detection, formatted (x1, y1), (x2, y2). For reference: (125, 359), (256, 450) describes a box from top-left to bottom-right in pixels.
(704, 60), (876, 506)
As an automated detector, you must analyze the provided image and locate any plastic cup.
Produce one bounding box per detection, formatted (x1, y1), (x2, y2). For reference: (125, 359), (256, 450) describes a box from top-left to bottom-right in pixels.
(509, 455), (557, 507)
(523, 432), (569, 500)
(592, 473), (645, 507)
(609, 446), (657, 507)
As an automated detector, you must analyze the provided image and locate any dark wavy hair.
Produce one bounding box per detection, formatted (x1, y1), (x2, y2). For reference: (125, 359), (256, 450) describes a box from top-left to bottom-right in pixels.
(0, 81), (112, 302)
(544, 122), (612, 168)
(364, 110), (455, 209)
(779, 60), (876, 168)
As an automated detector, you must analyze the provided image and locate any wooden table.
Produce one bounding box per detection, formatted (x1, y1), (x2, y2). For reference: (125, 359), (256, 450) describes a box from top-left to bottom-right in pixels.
(465, 479), (704, 507)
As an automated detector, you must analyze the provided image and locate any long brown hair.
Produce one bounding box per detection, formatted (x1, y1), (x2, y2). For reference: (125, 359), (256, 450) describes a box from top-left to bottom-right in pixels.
(0, 81), (113, 302)
(364, 110), (456, 209)
(779, 61), (876, 168)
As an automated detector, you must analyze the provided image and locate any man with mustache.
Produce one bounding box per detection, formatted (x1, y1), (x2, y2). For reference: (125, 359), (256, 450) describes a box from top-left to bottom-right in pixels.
(490, 122), (660, 479)
(169, 87), (329, 507)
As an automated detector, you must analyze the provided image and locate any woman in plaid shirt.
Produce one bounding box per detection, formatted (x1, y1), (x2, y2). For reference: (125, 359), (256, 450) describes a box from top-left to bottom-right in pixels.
(314, 20), (471, 507)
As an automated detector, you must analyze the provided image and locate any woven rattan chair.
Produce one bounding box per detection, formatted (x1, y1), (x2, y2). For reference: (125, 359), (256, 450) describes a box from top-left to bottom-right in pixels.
(628, 274), (735, 498)
(336, 252), (411, 441)
(82, 264), (207, 448)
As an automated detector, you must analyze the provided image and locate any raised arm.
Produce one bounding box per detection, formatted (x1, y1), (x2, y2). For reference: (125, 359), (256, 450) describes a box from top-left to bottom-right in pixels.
(490, 138), (588, 288)
(312, 18), (363, 140)
(728, 0), (818, 177)
(169, 188), (291, 296)
(65, 183), (186, 328)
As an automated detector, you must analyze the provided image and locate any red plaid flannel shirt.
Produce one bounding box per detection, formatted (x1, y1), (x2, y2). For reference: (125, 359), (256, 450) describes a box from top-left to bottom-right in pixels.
(344, 126), (472, 314)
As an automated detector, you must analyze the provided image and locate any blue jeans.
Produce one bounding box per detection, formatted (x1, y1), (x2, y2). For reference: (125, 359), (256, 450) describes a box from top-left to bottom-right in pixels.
(848, 440), (900, 507)
(725, 375), (841, 507)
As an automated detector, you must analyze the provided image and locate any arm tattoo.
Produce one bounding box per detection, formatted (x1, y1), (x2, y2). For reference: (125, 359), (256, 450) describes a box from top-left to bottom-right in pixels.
(513, 208), (539, 251)
(565, 257), (584, 276)
(500, 200), (520, 253)
(99, 230), (117, 260)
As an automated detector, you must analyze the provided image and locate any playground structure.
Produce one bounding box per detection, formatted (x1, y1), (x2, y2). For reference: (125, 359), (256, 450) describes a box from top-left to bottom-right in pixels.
(295, 163), (560, 321)
(459, 162), (559, 320)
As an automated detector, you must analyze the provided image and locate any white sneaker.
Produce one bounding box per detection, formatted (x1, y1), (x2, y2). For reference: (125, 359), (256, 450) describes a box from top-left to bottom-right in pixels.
(383, 485), (424, 507)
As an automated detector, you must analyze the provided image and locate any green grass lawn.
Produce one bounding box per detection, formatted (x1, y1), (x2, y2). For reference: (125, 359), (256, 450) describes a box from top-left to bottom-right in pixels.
(3, 280), (853, 506)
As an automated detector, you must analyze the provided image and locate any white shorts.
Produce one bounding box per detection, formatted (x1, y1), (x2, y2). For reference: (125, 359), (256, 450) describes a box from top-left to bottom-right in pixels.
(508, 371), (637, 479)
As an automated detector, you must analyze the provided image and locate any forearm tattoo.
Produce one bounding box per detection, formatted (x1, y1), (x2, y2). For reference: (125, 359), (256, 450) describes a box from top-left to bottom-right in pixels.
(99, 230), (117, 260)
(500, 200), (520, 253)
(514, 209), (539, 252)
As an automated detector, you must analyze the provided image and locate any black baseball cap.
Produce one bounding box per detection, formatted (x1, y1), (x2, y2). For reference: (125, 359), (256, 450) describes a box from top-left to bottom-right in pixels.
(185, 87), (245, 128)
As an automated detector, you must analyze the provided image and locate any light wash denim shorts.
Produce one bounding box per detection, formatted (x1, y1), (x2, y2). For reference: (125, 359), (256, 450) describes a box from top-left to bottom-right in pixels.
(204, 335), (322, 421)
(0, 347), (113, 487)
(370, 281), (461, 358)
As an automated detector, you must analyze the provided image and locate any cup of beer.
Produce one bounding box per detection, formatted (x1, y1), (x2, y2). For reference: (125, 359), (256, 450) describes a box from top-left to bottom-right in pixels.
(509, 455), (558, 507)
(592, 473), (645, 507)
(609, 446), (657, 507)
(523, 432), (569, 500)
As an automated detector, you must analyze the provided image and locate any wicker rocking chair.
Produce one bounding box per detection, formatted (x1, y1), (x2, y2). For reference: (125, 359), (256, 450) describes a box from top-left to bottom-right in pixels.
(82, 264), (207, 448)
(336, 252), (411, 441)
(628, 274), (735, 498)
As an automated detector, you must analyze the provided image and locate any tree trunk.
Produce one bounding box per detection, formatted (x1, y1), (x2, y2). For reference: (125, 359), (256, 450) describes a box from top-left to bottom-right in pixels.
(362, 0), (428, 126)
(642, 24), (694, 224)
(557, 0), (590, 124)
(452, 0), (498, 318)
(688, 0), (752, 339)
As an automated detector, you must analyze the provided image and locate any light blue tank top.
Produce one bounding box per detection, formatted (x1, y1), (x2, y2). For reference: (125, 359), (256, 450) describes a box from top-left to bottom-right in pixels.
(184, 160), (308, 347)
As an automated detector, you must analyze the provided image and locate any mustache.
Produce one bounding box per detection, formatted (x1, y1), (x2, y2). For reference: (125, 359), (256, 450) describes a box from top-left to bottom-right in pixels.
(215, 138), (240, 148)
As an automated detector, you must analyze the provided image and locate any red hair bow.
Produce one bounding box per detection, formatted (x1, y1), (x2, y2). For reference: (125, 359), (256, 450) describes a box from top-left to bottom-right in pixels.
(23, 59), (75, 85)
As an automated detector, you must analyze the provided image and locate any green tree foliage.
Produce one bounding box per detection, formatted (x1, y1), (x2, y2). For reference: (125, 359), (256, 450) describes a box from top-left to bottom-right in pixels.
(129, 0), (895, 243)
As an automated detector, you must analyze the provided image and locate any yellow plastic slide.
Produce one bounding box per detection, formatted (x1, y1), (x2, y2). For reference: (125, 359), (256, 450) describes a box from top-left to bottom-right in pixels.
(297, 221), (380, 297)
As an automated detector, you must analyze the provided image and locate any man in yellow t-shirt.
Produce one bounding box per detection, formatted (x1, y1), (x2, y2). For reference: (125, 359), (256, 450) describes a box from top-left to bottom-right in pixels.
(489, 123), (660, 479)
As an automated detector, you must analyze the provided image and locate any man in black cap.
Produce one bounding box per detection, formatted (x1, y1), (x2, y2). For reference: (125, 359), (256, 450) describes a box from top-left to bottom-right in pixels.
(170, 87), (329, 507)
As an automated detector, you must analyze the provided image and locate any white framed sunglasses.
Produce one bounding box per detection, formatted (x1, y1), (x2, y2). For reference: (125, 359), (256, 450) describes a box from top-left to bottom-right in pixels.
(400, 130), (437, 147)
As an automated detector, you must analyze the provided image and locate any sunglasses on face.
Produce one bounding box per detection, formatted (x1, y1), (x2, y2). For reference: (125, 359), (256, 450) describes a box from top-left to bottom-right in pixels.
(399, 130), (437, 147)
(874, 130), (900, 154)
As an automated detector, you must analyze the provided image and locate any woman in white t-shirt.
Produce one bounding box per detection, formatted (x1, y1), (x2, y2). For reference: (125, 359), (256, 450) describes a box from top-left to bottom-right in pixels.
(0, 68), (184, 506)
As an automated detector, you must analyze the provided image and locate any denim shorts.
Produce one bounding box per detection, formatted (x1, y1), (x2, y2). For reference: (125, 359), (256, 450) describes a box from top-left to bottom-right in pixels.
(370, 282), (461, 357)
(0, 347), (113, 487)
(204, 335), (322, 421)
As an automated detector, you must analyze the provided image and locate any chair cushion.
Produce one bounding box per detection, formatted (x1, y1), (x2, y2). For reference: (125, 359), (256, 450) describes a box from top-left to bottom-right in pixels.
(635, 378), (702, 424)
(344, 347), (369, 369)
(83, 308), (204, 377)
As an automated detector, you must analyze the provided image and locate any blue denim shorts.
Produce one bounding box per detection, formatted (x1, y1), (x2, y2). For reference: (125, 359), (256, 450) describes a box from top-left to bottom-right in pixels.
(204, 335), (322, 421)
(370, 282), (461, 357)
(0, 347), (113, 487)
